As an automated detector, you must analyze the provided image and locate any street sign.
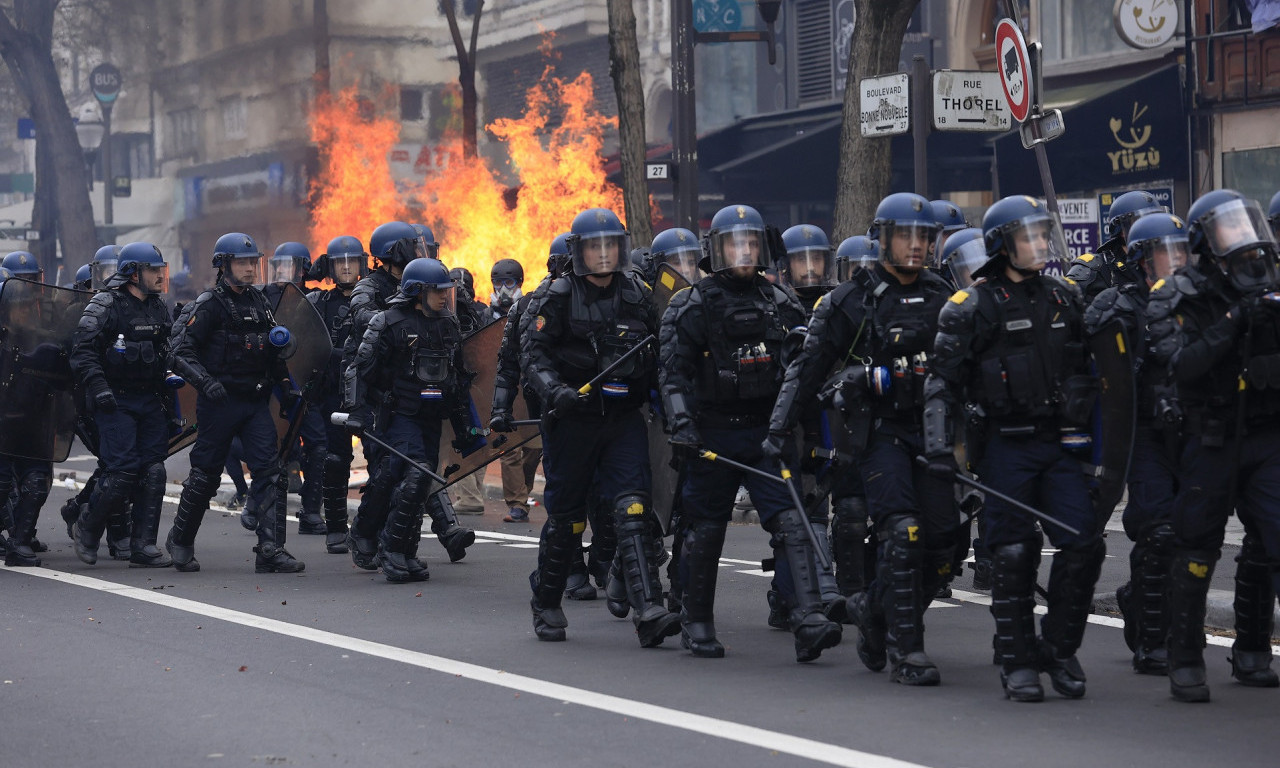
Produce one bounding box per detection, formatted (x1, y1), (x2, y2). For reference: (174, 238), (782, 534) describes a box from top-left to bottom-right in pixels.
(1019, 108), (1065, 149)
(693, 0), (742, 32)
(995, 19), (1031, 123)
(645, 162), (672, 181)
(90, 63), (122, 105)
(112, 176), (132, 198)
(17, 118), (35, 139)
(859, 73), (910, 137)
(932, 70), (1010, 132)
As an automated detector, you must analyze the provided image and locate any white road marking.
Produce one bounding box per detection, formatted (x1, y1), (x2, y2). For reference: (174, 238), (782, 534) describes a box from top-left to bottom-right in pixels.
(3, 566), (933, 768)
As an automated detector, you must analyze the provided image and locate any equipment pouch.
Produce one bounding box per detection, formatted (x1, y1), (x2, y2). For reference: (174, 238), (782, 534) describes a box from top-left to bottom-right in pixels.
(1003, 352), (1035, 407)
(1061, 374), (1099, 426)
(140, 341), (156, 364)
(980, 357), (1010, 410)
(414, 349), (451, 385)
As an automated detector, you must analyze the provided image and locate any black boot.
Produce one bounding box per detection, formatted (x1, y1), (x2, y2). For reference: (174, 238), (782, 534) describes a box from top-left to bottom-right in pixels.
(1131, 525), (1174, 674)
(104, 490), (133, 561)
(1039, 539), (1105, 698)
(348, 456), (395, 569)
(166, 467), (218, 572)
(991, 542), (1044, 702)
(810, 519), (849, 623)
(679, 519), (726, 658)
(614, 494), (681, 648)
(76, 470), (138, 565)
(879, 515), (940, 685)
(604, 556), (630, 618)
(530, 516), (577, 641)
(771, 514), (842, 662)
(831, 496), (868, 600)
(379, 471), (430, 583)
(254, 469), (304, 574)
(1167, 548), (1218, 703)
(1230, 533), (1279, 687)
(428, 490), (475, 562)
(564, 554), (597, 600)
(128, 463), (172, 568)
(296, 444), (326, 535)
(322, 452), (351, 553)
(4, 471), (50, 568)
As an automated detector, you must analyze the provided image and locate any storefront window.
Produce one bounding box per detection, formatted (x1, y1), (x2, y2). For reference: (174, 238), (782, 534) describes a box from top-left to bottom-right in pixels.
(1222, 147), (1280, 207)
(1041, 0), (1131, 62)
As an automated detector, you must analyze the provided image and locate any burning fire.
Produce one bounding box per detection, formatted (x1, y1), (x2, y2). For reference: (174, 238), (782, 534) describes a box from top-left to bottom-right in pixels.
(309, 53), (630, 304)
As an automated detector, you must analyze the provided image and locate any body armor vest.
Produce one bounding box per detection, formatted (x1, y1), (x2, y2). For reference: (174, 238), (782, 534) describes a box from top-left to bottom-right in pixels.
(697, 277), (786, 411)
(200, 284), (278, 386)
(553, 276), (652, 404)
(100, 291), (170, 391)
(381, 307), (463, 416)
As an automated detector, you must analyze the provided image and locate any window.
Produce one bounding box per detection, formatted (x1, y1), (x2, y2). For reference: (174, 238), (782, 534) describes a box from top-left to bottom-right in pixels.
(1040, 0), (1131, 62)
(795, 0), (834, 105)
(222, 97), (247, 140)
(167, 107), (199, 156)
(400, 86), (425, 122)
(1223, 147), (1280, 207)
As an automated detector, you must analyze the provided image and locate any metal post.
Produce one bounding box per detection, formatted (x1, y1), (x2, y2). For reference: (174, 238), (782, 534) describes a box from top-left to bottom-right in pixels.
(912, 54), (929, 198)
(102, 103), (114, 230)
(671, 0), (698, 232)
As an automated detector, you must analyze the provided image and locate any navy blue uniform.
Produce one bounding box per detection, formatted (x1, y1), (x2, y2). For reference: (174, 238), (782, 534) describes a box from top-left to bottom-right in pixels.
(307, 285), (356, 551)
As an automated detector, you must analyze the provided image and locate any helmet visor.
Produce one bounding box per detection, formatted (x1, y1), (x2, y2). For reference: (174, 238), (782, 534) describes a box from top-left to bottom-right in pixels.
(1136, 235), (1191, 282)
(1111, 204), (1166, 240)
(418, 284), (456, 315)
(267, 258), (304, 285)
(946, 237), (990, 289)
(882, 222), (937, 270)
(91, 259), (117, 291)
(1201, 199), (1276, 259)
(415, 235), (439, 261)
(572, 233), (630, 276)
(329, 254), (366, 286)
(136, 263), (170, 295)
(709, 226), (767, 273)
(784, 248), (835, 289)
(1004, 213), (1066, 273)
(223, 254), (265, 287)
(662, 248), (704, 284)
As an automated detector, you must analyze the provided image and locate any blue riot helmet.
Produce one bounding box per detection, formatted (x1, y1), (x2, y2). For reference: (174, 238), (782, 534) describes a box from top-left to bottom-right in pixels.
(1126, 213), (1191, 287)
(410, 223), (441, 260)
(74, 264), (93, 290)
(212, 232), (265, 287)
(931, 199), (969, 269)
(91, 244), (121, 291)
(835, 236), (879, 281)
(401, 257), (456, 315)
(704, 204), (768, 275)
(779, 224), (835, 294)
(369, 221), (422, 267)
(0, 266), (12, 286)
(547, 232), (572, 276)
(868, 193), (938, 272)
(1105, 190), (1166, 242)
(939, 228), (987, 289)
(1186, 188), (1278, 294)
(568, 208), (630, 277)
(2, 251), (43, 283)
(981, 195), (1067, 275)
(650, 227), (703, 284)
(320, 235), (369, 288)
(269, 242), (311, 286)
(1268, 190), (1280, 240)
(117, 241), (170, 294)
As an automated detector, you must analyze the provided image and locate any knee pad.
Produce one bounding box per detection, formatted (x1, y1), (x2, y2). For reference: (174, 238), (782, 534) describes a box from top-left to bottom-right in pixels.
(141, 462), (166, 488)
(832, 496), (867, 523)
(399, 468), (433, 507)
(991, 541), (1040, 594)
(883, 514), (922, 549)
(614, 491), (652, 535)
(19, 470), (52, 502)
(185, 466), (223, 499)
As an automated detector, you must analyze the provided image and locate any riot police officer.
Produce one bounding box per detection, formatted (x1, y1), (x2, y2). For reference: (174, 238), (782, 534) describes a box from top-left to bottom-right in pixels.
(834, 236), (879, 282)
(1084, 212), (1190, 675)
(770, 194), (956, 683)
(521, 208), (679, 646)
(2, 250), (43, 283)
(264, 242), (312, 308)
(69, 242), (174, 567)
(166, 233), (304, 574)
(306, 235), (368, 553)
(1067, 190), (1165, 302)
(645, 227), (704, 286)
(343, 221), (474, 566)
(1146, 189), (1280, 701)
(930, 200), (970, 283)
(662, 204), (842, 661)
(926, 195), (1105, 702)
(343, 258), (480, 582)
(89, 245), (121, 292)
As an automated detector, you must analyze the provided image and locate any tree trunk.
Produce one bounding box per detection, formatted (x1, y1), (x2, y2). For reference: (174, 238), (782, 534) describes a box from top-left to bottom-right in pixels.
(832, 0), (920, 241)
(0, 3), (99, 278)
(441, 0), (484, 159)
(606, 0), (652, 246)
(30, 126), (57, 269)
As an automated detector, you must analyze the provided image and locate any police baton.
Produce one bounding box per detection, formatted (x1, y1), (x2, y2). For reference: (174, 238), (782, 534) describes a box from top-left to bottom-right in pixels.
(330, 412), (449, 487)
(913, 456), (1081, 536)
(696, 449), (832, 571)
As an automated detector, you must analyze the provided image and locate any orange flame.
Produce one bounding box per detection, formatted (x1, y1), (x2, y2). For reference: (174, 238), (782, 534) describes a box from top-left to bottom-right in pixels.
(309, 50), (632, 304)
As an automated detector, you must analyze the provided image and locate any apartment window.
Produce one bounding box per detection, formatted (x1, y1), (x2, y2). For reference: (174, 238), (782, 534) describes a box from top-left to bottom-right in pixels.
(1040, 0), (1131, 62)
(401, 86), (426, 122)
(222, 97), (247, 140)
(167, 107), (199, 156)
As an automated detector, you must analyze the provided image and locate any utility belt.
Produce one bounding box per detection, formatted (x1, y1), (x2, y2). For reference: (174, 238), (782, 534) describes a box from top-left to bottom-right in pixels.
(216, 375), (274, 398)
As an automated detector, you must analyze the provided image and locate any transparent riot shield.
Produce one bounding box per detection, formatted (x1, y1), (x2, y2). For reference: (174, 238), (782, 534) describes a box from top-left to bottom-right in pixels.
(0, 278), (91, 462)
(271, 283), (334, 458)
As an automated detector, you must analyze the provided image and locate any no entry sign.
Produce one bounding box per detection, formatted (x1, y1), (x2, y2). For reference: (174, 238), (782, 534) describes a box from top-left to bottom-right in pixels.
(995, 19), (1031, 123)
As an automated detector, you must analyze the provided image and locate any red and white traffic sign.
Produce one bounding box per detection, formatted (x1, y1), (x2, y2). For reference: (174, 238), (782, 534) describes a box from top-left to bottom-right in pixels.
(995, 19), (1032, 123)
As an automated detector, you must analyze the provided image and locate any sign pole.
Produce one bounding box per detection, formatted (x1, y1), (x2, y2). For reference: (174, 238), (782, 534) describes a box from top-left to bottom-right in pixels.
(671, 0), (697, 232)
(1027, 43), (1058, 215)
(912, 55), (928, 198)
(102, 103), (114, 229)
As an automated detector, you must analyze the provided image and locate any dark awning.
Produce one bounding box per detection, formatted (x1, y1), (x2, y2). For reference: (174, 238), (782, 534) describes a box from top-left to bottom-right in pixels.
(993, 64), (1187, 197)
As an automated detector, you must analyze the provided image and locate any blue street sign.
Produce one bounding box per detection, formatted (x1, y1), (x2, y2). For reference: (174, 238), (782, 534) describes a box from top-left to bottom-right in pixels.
(693, 0), (742, 32)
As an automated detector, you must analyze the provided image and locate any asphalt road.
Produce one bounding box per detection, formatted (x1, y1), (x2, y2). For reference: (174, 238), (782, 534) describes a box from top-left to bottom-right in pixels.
(2, 472), (1275, 768)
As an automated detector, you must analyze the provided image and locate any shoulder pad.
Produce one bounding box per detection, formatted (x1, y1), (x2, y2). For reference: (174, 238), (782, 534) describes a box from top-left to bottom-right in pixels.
(1073, 253), (1098, 266)
(546, 277), (572, 297)
(365, 309), (390, 333)
(1066, 257), (1101, 282)
(937, 287), (980, 332)
(619, 272), (651, 302)
(668, 285), (696, 308)
(77, 293), (113, 332)
(1044, 274), (1083, 301)
(1089, 286), (1120, 313)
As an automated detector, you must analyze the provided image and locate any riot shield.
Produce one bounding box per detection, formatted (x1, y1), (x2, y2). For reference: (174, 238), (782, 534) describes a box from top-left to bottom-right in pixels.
(1088, 319), (1137, 522)
(271, 283), (334, 457)
(0, 278), (90, 462)
(648, 263), (692, 533)
(167, 382), (200, 456)
(436, 318), (540, 489)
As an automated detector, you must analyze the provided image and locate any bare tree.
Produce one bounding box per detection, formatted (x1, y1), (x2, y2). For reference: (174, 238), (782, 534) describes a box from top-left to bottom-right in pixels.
(0, 0), (97, 277)
(439, 0), (484, 159)
(605, 0), (651, 246)
(832, 0), (920, 240)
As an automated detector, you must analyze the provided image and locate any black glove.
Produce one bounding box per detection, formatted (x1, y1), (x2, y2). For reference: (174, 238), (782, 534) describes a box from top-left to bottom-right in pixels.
(923, 454), (959, 480)
(489, 409), (516, 433)
(343, 407), (373, 435)
(93, 389), (118, 413)
(452, 429), (486, 457)
(201, 379), (228, 402)
(278, 386), (302, 418)
(549, 386), (582, 415)
(669, 424), (702, 461)
(760, 431), (788, 462)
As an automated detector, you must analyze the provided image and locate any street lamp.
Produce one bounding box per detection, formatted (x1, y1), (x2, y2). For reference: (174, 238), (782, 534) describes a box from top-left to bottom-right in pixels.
(74, 104), (104, 191)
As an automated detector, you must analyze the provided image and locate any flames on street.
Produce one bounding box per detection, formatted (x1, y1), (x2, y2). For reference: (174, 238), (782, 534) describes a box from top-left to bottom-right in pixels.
(309, 51), (628, 303)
